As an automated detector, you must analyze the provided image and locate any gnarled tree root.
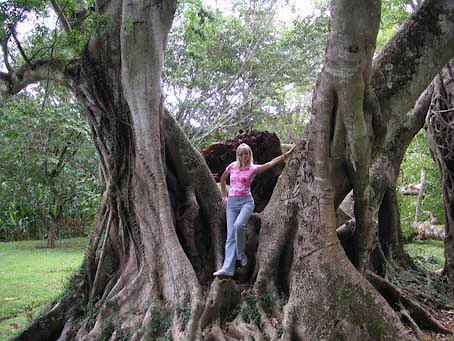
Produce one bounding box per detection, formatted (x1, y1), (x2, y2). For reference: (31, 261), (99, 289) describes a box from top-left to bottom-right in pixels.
(200, 278), (241, 330)
(200, 276), (285, 340)
(367, 271), (453, 336)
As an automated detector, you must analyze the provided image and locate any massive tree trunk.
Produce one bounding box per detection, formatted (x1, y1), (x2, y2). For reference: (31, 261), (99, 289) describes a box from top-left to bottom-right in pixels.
(425, 62), (454, 283)
(15, 1), (223, 339)
(1, 0), (453, 340)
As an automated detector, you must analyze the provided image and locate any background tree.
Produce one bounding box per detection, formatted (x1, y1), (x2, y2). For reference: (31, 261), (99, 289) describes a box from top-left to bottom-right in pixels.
(164, 0), (326, 145)
(0, 0), (453, 340)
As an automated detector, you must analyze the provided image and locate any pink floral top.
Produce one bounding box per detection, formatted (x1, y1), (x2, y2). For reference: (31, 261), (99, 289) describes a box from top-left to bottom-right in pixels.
(226, 162), (258, 197)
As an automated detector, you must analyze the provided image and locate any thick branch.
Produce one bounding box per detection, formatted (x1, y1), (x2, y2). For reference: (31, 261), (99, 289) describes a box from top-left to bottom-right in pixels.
(383, 83), (434, 163)
(1, 35), (14, 75)
(372, 0), (454, 118)
(10, 25), (32, 66)
(0, 59), (77, 94)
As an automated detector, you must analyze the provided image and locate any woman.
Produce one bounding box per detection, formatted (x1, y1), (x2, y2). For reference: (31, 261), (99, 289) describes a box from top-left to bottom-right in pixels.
(213, 143), (295, 277)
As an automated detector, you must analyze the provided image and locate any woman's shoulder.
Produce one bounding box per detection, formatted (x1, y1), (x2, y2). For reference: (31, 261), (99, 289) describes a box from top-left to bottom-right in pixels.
(226, 161), (238, 172)
(251, 163), (260, 172)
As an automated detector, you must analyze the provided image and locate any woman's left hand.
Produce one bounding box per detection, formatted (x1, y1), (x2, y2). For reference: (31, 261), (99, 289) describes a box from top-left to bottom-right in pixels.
(285, 145), (296, 159)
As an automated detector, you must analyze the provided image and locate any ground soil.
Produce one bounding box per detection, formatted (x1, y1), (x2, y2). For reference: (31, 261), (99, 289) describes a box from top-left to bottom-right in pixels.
(396, 267), (454, 340)
(422, 310), (454, 340)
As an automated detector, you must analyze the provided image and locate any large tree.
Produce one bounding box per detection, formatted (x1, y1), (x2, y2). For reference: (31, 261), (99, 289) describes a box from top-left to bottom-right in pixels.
(1, 0), (453, 340)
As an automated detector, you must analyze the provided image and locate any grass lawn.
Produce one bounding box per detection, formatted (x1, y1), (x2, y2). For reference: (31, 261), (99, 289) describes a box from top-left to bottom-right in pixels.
(0, 238), (86, 340)
(404, 239), (445, 272)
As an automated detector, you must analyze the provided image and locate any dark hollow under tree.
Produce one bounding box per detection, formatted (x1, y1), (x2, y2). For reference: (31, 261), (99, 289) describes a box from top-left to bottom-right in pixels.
(0, 0), (453, 340)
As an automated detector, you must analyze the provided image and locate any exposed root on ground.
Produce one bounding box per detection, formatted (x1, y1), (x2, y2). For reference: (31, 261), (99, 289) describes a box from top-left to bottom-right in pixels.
(367, 271), (453, 336)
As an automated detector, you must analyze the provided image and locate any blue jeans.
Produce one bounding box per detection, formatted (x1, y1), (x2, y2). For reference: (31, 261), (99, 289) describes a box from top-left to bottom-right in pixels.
(221, 194), (255, 275)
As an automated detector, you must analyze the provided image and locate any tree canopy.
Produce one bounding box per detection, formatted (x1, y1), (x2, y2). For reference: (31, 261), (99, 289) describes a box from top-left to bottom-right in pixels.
(164, 0), (327, 145)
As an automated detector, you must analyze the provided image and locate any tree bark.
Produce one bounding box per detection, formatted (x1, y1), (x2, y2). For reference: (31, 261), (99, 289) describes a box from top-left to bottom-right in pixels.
(1, 0), (453, 340)
(425, 63), (454, 283)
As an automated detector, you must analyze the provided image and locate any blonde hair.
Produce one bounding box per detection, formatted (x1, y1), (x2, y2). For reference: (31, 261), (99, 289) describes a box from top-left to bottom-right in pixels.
(235, 143), (254, 169)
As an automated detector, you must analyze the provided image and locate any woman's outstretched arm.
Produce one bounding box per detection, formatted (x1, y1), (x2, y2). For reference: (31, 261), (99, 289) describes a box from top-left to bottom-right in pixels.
(255, 145), (295, 174)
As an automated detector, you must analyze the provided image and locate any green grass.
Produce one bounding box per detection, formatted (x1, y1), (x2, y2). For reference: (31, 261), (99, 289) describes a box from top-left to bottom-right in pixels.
(404, 239), (445, 272)
(0, 238), (86, 340)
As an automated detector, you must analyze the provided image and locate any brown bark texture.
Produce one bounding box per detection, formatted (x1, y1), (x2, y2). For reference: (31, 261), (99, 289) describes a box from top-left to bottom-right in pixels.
(0, 0), (453, 340)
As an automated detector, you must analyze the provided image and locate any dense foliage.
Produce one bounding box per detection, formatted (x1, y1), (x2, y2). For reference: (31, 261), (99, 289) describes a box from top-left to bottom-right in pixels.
(376, 0), (416, 49)
(0, 85), (99, 241)
(0, 1), (103, 241)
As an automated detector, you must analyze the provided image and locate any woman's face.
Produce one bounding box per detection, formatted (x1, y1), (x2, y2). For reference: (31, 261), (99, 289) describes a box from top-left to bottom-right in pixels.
(237, 148), (250, 164)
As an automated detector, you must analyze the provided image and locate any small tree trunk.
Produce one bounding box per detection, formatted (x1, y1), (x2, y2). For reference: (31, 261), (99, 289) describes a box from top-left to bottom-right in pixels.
(47, 198), (65, 248)
(414, 166), (426, 223)
(46, 222), (58, 248)
(425, 64), (454, 283)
